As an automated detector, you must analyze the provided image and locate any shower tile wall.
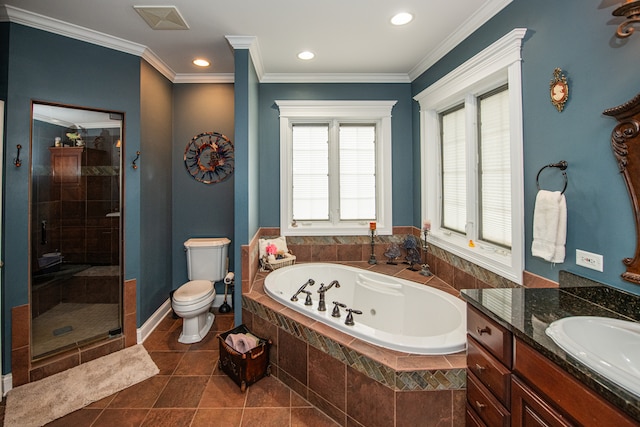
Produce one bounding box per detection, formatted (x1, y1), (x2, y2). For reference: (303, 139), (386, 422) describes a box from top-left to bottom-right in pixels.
(31, 122), (121, 317)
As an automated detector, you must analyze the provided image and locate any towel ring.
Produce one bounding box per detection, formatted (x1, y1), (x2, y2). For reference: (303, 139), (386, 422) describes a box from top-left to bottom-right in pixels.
(536, 160), (568, 194)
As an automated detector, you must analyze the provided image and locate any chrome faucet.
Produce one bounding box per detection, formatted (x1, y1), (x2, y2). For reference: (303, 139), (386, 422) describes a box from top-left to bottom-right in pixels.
(317, 280), (340, 311)
(291, 279), (315, 302)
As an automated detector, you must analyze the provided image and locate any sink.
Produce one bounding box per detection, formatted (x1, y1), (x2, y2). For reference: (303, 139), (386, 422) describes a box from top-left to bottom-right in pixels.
(546, 316), (640, 397)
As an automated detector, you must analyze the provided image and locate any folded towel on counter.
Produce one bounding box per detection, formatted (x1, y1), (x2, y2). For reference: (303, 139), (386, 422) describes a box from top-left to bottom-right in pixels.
(224, 333), (258, 353)
(531, 190), (567, 263)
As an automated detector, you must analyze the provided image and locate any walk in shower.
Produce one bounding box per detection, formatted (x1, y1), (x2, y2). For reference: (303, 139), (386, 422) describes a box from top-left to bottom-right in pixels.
(30, 102), (123, 360)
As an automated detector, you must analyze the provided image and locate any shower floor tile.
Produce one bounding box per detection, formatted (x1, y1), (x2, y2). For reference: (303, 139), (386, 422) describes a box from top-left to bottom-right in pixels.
(32, 303), (120, 358)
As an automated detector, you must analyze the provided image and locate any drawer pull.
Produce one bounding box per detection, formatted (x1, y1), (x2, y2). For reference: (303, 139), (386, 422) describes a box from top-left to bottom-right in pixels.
(475, 401), (487, 411)
(475, 363), (486, 373)
(476, 326), (491, 335)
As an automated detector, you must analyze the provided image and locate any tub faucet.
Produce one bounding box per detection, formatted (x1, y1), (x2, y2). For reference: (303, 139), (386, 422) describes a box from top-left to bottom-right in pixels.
(291, 279), (315, 302)
(317, 280), (340, 311)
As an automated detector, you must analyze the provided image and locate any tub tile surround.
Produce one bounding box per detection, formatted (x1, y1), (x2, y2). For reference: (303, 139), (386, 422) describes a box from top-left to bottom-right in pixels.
(240, 227), (560, 426)
(243, 265), (467, 426)
(10, 278), (137, 387)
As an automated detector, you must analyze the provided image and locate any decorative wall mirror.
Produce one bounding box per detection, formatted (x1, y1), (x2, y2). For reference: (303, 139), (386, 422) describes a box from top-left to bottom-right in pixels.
(604, 93), (640, 285)
(30, 101), (124, 360)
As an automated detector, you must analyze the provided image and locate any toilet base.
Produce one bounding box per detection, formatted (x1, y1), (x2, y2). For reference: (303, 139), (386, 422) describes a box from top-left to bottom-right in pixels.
(178, 310), (215, 344)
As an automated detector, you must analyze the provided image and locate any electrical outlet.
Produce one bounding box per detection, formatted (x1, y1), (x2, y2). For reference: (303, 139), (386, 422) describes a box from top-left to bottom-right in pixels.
(576, 249), (604, 272)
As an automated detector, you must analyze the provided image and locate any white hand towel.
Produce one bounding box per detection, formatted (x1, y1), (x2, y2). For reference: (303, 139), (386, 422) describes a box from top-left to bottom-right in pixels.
(531, 190), (567, 263)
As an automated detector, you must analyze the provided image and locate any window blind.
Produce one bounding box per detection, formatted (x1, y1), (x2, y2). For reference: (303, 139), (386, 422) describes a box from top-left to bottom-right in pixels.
(440, 106), (467, 234)
(339, 124), (376, 220)
(479, 87), (511, 248)
(292, 124), (329, 220)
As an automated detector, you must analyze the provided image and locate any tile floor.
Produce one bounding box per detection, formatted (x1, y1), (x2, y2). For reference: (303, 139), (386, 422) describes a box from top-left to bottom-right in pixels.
(2, 309), (340, 427)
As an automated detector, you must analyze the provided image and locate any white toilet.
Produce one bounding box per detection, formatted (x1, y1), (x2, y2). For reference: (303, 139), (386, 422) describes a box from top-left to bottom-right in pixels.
(172, 237), (231, 344)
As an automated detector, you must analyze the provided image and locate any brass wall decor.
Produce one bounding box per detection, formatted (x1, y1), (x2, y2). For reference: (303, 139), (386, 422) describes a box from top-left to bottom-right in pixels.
(550, 68), (569, 112)
(603, 93), (640, 284)
(612, 0), (640, 38)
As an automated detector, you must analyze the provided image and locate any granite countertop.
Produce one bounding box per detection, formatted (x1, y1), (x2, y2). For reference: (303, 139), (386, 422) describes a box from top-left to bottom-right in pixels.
(461, 271), (640, 422)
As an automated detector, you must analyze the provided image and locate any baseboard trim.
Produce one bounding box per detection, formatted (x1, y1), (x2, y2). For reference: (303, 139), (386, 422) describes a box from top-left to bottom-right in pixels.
(3, 373), (12, 395)
(136, 295), (228, 344)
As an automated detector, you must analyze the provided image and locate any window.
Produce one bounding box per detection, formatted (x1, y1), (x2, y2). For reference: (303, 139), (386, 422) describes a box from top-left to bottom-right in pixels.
(415, 28), (526, 284)
(276, 100), (396, 236)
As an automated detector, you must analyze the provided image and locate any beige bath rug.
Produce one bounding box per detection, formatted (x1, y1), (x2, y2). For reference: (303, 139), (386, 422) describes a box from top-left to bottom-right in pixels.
(4, 344), (159, 427)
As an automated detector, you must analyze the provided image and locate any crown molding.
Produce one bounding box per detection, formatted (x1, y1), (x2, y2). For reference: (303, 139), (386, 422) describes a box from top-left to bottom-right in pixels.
(225, 35), (265, 81)
(1, 5), (147, 58)
(408, 0), (513, 81)
(260, 73), (411, 84)
(173, 73), (235, 84)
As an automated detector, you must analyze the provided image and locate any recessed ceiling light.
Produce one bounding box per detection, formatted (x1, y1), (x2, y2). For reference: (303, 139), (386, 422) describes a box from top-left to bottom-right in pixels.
(391, 12), (413, 26)
(193, 58), (210, 67)
(297, 51), (315, 60)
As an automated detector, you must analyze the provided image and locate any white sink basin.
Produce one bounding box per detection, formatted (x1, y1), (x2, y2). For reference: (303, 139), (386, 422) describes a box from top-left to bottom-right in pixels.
(546, 316), (640, 397)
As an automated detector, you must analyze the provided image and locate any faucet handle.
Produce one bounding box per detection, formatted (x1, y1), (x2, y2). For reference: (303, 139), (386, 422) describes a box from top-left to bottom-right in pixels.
(345, 308), (363, 326)
(331, 301), (347, 317)
(302, 290), (313, 306)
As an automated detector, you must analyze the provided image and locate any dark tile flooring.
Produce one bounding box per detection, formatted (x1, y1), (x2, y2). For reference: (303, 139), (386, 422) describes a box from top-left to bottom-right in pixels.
(2, 309), (340, 427)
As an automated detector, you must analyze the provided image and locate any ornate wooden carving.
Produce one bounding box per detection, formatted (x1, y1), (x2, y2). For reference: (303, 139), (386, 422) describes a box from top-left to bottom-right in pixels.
(604, 93), (640, 284)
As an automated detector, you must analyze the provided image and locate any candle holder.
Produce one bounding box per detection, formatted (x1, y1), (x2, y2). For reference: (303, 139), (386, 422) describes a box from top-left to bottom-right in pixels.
(368, 229), (377, 265)
(420, 229), (432, 276)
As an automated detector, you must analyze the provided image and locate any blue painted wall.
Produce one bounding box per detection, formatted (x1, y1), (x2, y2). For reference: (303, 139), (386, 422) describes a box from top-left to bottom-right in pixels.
(1, 24), (142, 372)
(171, 83), (235, 296)
(139, 61), (174, 322)
(411, 0), (640, 294)
(232, 49), (260, 321)
(257, 83), (413, 227)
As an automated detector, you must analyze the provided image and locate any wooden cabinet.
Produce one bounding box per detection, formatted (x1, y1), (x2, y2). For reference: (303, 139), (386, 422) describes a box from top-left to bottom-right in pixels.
(511, 376), (573, 427)
(467, 305), (638, 427)
(466, 305), (511, 426)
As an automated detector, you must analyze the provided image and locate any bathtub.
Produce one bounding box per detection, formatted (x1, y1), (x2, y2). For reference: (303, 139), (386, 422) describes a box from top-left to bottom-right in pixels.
(263, 263), (467, 355)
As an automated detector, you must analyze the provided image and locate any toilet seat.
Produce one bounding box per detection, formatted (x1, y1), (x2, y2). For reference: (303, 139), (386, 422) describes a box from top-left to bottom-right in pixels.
(173, 280), (214, 305)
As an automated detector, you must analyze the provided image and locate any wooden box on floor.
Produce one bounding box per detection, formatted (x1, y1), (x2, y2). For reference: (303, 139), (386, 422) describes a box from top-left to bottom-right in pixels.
(217, 324), (272, 392)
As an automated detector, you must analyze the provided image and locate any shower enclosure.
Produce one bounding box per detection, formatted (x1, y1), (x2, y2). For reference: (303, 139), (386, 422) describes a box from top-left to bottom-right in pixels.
(30, 102), (123, 360)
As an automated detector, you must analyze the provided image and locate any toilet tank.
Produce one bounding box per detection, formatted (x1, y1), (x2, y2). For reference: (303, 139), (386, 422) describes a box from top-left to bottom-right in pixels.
(184, 237), (231, 282)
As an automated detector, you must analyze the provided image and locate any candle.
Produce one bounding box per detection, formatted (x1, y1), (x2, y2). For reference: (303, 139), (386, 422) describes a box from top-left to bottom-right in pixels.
(423, 220), (431, 231)
(369, 222), (376, 230)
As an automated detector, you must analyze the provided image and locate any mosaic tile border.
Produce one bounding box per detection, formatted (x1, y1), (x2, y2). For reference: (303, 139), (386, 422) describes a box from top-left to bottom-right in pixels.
(242, 296), (466, 392)
(429, 244), (521, 289)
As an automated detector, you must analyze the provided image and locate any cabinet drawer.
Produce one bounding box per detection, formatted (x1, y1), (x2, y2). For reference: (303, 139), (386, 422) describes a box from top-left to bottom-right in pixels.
(468, 336), (511, 406)
(467, 371), (510, 427)
(467, 305), (512, 367)
(466, 403), (488, 427)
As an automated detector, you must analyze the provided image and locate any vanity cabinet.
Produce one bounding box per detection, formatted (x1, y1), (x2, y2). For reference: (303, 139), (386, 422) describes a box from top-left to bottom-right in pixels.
(466, 305), (637, 427)
(466, 305), (512, 426)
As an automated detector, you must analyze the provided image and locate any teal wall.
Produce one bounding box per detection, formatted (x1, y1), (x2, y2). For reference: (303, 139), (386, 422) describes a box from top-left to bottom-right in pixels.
(257, 83), (414, 227)
(171, 83), (235, 296)
(232, 49), (260, 321)
(139, 61), (174, 322)
(411, 0), (640, 293)
(1, 23), (143, 372)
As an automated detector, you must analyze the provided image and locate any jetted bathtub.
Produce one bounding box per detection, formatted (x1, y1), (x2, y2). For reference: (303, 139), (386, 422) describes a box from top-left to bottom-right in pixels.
(263, 263), (467, 355)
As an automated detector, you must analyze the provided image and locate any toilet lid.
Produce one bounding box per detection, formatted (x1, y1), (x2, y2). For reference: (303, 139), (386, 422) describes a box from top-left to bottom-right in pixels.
(174, 280), (214, 303)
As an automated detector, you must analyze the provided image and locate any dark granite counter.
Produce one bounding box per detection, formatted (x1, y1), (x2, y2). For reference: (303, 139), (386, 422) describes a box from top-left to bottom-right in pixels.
(461, 271), (640, 422)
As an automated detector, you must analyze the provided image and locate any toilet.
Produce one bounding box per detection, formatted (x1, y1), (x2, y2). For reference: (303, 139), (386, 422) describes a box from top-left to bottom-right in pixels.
(172, 237), (231, 344)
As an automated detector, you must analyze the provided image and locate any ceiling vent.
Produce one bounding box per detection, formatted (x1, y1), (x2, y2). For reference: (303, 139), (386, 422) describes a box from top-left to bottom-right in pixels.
(133, 6), (189, 30)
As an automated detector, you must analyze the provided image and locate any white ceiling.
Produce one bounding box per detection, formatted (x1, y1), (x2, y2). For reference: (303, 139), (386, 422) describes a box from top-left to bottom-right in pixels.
(1, 0), (512, 83)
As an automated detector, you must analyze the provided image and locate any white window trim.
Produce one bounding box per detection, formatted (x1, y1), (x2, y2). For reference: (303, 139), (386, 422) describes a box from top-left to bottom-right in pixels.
(276, 100), (396, 236)
(414, 28), (526, 284)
